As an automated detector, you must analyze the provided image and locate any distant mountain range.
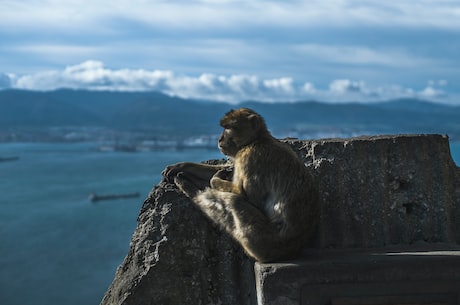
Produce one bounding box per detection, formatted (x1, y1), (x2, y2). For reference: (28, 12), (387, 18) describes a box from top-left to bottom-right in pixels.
(0, 89), (459, 142)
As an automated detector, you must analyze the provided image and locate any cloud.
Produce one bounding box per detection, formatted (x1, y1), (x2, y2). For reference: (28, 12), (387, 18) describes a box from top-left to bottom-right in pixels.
(7, 61), (457, 104)
(329, 80), (367, 94)
(419, 86), (447, 99)
(293, 44), (432, 68)
(9, 61), (318, 102)
(1, 0), (458, 96)
(302, 83), (316, 94)
(2, 0), (460, 31)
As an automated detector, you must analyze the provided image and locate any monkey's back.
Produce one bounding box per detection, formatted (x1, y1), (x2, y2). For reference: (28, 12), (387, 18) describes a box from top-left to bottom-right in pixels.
(234, 136), (319, 237)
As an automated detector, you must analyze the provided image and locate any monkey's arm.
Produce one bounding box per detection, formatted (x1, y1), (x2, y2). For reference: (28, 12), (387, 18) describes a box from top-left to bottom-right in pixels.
(209, 168), (240, 193)
(210, 176), (240, 194)
(163, 162), (230, 182)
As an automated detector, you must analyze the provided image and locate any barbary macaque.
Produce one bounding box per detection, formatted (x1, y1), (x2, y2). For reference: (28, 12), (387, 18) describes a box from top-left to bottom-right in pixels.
(163, 108), (319, 262)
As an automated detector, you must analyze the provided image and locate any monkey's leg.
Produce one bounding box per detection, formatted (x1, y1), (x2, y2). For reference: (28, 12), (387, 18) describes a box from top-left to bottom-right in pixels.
(194, 189), (297, 262)
(193, 189), (237, 234)
(228, 199), (281, 261)
(174, 173), (203, 198)
(228, 198), (302, 262)
(175, 175), (236, 234)
(194, 190), (277, 261)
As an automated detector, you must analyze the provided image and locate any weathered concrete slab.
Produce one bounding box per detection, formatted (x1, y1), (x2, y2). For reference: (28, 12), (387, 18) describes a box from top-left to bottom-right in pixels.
(255, 244), (460, 305)
(287, 134), (460, 248)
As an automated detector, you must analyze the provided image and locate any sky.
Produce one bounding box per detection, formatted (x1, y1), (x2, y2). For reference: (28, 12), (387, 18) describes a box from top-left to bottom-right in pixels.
(0, 0), (459, 104)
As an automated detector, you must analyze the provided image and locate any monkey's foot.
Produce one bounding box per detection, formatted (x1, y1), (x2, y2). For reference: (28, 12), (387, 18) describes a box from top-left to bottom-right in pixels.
(174, 173), (200, 199)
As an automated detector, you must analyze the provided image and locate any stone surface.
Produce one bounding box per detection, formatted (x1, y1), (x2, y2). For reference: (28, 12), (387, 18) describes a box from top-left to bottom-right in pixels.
(100, 182), (256, 305)
(287, 134), (460, 248)
(100, 134), (460, 305)
(255, 244), (460, 305)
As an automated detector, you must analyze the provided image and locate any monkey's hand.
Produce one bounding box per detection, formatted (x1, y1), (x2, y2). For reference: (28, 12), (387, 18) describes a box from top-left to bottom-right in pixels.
(163, 162), (230, 184)
(210, 171), (239, 194)
(212, 168), (233, 181)
(162, 162), (189, 181)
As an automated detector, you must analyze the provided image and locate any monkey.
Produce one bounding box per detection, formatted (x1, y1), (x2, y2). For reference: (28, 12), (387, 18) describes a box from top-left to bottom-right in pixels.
(163, 108), (319, 262)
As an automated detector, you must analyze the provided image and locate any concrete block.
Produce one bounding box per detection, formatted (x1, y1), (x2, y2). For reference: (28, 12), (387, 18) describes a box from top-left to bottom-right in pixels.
(255, 245), (460, 305)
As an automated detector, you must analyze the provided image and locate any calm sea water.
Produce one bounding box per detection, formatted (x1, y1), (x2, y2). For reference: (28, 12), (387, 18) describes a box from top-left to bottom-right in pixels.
(0, 141), (459, 305)
(0, 142), (222, 305)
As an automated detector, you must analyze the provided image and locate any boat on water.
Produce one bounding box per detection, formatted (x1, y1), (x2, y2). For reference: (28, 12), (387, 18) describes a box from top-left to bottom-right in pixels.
(0, 156), (19, 162)
(89, 192), (140, 202)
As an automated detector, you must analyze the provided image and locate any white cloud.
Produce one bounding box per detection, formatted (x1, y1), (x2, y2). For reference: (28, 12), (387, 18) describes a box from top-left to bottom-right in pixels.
(1, 0), (460, 31)
(302, 82), (316, 94)
(419, 86), (447, 99)
(293, 44), (433, 68)
(1, 0), (458, 94)
(7, 61), (458, 104)
(9, 61), (313, 102)
(327, 79), (384, 99)
(263, 78), (295, 95)
(429, 79), (449, 87)
(329, 79), (367, 94)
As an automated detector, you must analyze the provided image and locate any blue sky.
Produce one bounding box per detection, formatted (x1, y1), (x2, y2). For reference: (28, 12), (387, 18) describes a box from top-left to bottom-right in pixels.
(0, 0), (459, 104)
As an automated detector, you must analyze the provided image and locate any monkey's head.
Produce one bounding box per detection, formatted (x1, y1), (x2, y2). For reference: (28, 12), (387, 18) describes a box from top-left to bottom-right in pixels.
(218, 108), (270, 157)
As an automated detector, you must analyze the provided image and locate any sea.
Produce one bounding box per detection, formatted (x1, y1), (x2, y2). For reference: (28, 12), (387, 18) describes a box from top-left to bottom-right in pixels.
(0, 142), (222, 305)
(0, 141), (459, 305)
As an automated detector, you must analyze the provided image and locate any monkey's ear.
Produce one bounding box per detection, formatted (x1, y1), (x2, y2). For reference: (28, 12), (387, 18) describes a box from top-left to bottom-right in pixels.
(248, 113), (262, 129)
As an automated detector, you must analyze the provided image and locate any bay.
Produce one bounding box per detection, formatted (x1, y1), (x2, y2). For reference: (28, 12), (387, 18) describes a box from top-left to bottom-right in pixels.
(0, 142), (222, 305)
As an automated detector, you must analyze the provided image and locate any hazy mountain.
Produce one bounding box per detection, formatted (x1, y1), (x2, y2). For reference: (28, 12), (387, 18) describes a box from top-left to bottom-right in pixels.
(0, 89), (228, 136)
(1, 89), (459, 141)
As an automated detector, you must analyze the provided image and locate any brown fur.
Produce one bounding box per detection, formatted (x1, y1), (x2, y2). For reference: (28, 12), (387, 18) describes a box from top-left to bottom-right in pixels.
(163, 108), (319, 262)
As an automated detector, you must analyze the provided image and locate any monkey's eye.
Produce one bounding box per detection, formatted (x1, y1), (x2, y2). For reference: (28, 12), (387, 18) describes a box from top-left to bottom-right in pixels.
(230, 125), (242, 132)
(223, 124), (236, 130)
